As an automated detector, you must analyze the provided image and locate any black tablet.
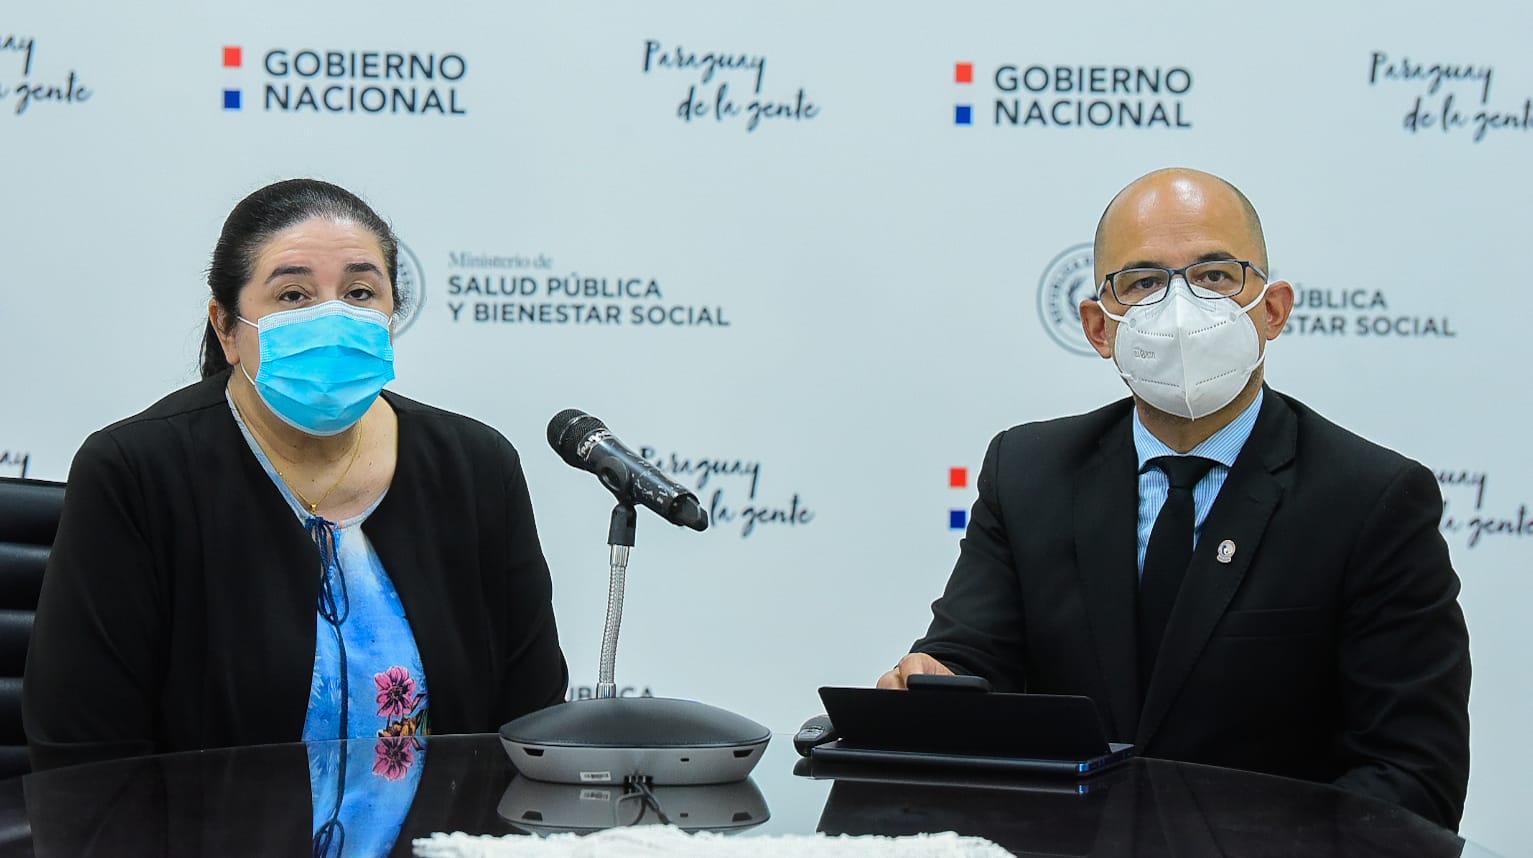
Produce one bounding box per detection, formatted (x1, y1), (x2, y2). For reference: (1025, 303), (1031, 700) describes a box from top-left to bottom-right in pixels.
(815, 686), (1133, 776)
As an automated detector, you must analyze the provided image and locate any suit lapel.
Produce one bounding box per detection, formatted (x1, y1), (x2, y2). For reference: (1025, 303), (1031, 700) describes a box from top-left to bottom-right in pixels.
(1136, 391), (1297, 748)
(1073, 412), (1142, 740)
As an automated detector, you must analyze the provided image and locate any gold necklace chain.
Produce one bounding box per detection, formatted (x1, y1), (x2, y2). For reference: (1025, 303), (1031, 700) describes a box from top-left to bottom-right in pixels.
(238, 397), (366, 515)
(277, 424), (365, 515)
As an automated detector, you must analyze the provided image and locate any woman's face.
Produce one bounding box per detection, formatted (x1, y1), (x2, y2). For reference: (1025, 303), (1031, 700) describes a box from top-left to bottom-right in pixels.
(215, 217), (394, 375)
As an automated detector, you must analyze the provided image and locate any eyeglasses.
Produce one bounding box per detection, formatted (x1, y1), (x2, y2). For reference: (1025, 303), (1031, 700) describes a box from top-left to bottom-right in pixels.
(1099, 260), (1267, 306)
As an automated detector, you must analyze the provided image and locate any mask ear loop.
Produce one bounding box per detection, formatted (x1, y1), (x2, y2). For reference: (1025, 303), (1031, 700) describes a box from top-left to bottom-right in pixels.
(234, 315), (261, 386)
(1234, 279), (1275, 379)
(233, 315), (279, 426)
(1232, 279), (1274, 316)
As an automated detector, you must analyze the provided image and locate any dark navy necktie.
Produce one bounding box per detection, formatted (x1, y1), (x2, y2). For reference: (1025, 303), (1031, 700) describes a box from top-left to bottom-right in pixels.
(1138, 455), (1218, 698)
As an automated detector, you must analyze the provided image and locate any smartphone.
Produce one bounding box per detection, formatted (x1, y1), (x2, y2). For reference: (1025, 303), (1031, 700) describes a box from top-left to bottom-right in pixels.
(905, 673), (992, 693)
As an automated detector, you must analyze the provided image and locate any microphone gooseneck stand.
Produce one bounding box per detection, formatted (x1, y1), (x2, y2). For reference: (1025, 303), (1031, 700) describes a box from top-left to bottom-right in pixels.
(595, 506), (671, 831)
(496, 490), (770, 787)
(598, 503), (637, 700)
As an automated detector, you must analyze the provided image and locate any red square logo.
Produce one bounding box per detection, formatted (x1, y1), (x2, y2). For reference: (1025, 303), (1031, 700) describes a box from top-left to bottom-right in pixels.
(949, 467), (968, 488)
(223, 46), (242, 68)
(954, 62), (973, 84)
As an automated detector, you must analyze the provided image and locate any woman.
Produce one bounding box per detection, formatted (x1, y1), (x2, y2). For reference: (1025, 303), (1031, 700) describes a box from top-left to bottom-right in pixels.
(23, 179), (568, 771)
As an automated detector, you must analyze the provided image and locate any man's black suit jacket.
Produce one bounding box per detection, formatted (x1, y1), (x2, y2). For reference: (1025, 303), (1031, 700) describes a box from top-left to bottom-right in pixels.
(914, 389), (1471, 830)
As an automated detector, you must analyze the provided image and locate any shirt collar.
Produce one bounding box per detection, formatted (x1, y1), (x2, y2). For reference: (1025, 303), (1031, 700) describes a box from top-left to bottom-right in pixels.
(1132, 388), (1264, 473)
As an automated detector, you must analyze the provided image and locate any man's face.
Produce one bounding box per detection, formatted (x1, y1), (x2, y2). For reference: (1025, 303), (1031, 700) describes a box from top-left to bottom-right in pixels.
(1080, 173), (1293, 365)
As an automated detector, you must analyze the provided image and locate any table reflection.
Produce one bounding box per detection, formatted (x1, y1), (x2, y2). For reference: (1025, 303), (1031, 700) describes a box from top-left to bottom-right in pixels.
(799, 756), (1468, 857)
(309, 737), (427, 857)
(18, 736), (513, 857)
(0, 734), (1480, 857)
(498, 776), (768, 835)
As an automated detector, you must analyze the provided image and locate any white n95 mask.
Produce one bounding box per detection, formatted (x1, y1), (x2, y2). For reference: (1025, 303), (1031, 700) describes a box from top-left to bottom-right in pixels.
(1101, 279), (1270, 420)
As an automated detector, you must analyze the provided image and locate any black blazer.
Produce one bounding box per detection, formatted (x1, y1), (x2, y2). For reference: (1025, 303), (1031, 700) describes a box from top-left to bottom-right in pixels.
(23, 372), (568, 770)
(915, 389), (1470, 830)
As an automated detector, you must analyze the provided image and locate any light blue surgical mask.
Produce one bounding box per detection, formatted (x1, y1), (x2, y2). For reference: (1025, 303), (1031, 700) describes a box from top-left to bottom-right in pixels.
(238, 301), (395, 436)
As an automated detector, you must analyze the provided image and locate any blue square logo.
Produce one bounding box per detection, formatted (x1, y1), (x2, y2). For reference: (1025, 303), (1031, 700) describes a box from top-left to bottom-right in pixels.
(949, 509), (967, 530)
(223, 89), (242, 110)
(954, 104), (972, 125)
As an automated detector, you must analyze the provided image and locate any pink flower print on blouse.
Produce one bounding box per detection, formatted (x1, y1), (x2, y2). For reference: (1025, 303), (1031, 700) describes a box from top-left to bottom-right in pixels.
(375, 666), (421, 718)
(372, 737), (416, 781)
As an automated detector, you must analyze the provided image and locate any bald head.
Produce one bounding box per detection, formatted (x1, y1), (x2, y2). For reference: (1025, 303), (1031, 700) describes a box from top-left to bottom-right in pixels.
(1092, 168), (1268, 285)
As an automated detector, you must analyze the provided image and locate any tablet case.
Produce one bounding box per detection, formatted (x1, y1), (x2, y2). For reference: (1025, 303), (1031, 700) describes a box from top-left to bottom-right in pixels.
(815, 686), (1134, 776)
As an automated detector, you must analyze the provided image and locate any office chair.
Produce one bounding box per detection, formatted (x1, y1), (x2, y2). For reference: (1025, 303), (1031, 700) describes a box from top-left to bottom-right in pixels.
(0, 477), (67, 778)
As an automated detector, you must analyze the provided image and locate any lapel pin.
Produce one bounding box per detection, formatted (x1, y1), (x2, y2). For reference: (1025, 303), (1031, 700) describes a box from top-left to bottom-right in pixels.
(1216, 539), (1236, 564)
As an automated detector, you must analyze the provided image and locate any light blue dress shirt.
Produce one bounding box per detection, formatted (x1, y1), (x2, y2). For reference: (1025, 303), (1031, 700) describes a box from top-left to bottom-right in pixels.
(1132, 390), (1264, 575)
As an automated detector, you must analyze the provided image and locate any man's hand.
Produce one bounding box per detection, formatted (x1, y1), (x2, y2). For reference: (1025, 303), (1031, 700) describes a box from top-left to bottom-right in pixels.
(876, 653), (953, 689)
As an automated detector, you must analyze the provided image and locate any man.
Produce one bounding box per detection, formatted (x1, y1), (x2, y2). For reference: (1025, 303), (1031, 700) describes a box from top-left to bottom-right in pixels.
(879, 168), (1471, 831)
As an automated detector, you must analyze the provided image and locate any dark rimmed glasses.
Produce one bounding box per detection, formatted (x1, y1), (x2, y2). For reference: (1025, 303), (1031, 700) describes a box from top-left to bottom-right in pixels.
(1100, 260), (1268, 306)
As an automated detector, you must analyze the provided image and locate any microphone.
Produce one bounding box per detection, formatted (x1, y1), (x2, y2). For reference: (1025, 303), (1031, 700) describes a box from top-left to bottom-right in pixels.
(547, 409), (709, 531)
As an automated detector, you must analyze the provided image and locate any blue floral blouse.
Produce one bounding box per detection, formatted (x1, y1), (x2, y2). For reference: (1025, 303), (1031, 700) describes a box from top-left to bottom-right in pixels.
(229, 393), (430, 855)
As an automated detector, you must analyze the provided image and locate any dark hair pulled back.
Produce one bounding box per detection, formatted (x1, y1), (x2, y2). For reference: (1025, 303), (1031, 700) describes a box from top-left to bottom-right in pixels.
(200, 179), (400, 378)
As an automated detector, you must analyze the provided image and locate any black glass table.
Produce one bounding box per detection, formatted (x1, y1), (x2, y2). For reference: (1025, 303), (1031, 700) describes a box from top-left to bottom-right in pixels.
(0, 733), (1480, 856)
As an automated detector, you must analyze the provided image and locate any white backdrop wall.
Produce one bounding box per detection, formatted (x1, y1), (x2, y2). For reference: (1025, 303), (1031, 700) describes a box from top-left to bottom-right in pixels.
(2, 1), (1528, 852)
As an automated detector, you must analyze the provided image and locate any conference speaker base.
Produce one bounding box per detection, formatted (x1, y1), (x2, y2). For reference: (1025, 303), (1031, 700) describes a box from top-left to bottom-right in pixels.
(499, 697), (771, 785)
